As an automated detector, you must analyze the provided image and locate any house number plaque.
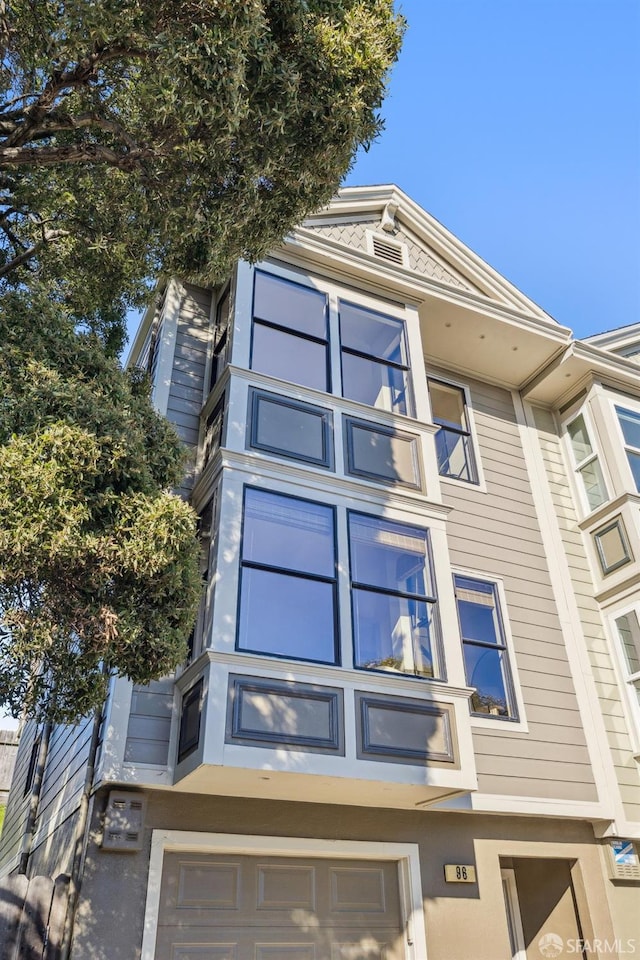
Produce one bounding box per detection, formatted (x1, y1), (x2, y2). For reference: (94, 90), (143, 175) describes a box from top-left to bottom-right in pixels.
(444, 864), (476, 883)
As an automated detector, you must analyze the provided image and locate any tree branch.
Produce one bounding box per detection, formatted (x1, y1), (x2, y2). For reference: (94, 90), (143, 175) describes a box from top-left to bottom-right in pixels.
(0, 142), (158, 170)
(0, 229), (69, 276)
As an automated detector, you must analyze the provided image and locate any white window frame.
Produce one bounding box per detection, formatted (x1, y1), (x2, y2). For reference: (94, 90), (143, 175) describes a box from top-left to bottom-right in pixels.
(452, 569), (527, 731)
(562, 405), (609, 516)
(610, 396), (640, 494)
(141, 831), (429, 960)
(426, 374), (486, 492)
(605, 600), (640, 756)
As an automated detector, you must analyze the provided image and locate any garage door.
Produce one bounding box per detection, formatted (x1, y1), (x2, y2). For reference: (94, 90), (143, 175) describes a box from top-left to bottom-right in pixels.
(156, 853), (407, 959)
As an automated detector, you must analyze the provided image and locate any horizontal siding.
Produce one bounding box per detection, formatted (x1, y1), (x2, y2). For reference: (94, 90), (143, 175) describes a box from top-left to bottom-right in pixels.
(165, 283), (212, 497)
(429, 369), (597, 803)
(124, 679), (175, 766)
(0, 721), (37, 870)
(534, 405), (640, 821)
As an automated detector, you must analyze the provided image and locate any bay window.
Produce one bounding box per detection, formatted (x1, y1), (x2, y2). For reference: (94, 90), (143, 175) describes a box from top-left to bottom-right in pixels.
(565, 412), (608, 511)
(339, 301), (413, 415)
(615, 405), (640, 491)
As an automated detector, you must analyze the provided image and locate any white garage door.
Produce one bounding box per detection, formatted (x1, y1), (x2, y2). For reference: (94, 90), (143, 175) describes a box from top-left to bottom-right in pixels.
(156, 853), (407, 959)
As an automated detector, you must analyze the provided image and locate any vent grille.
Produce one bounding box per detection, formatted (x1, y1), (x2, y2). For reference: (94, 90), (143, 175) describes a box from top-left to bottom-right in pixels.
(371, 235), (406, 265)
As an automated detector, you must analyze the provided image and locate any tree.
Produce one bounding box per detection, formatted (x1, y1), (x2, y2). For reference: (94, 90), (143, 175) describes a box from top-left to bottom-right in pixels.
(0, 0), (403, 347)
(0, 286), (202, 723)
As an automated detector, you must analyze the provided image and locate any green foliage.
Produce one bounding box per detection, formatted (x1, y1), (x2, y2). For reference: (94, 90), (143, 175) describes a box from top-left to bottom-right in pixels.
(0, 1), (403, 346)
(0, 287), (202, 723)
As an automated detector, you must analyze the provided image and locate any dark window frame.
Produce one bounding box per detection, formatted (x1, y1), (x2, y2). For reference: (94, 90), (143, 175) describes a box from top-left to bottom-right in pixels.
(339, 299), (414, 417)
(177, 678), (204, 763)
(428, 377), (479, 485)
(250, 270), (331, 393)
(209, 284), (231, 392)
(348, 511), (442, 680)
(453, 574), (518, 721)
(235, 486), (340, 667)
(248, 389), (333, 469)
(343, 415), (422, 489)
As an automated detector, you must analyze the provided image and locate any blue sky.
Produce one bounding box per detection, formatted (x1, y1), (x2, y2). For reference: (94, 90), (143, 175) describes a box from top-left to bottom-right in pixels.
(346, 0), (640, 338)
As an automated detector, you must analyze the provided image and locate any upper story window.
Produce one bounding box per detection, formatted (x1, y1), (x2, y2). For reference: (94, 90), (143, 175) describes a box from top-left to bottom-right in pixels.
(210, 286), (231, 390)
(565, 411), (608, 512)
(428, 379), (478, 483)
(250, 271), (329, 392)
(611, 609), (640, 745)
(249, 270), (414, 417)
(235, 488), (443, 680)
(349, 514), (439, 678)
(237, 488), (338, 664)
(454, 575), (517, 719)
(615, 406), (640, 491)
(339, 301), (413, 416)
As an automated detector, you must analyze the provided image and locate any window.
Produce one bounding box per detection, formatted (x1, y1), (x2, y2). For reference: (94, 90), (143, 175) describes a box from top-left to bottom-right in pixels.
(428, 379), (478, 483)
(340, 301), (413, 415)
(177, 679), (203, 763)
(593, 518), (632, 575)
(237, 489), (338, 664)
(251, 271), (329, 392)
(615, 406), (640, 491)
(249, 389), (333, 468)
(612, 609), (640, 742)
(454, 575), (517, 719)
(202, 395), (225, 467)
(566, 412), (608, 511)
(350, 514), (440, 678)
(210, 286), (231, 391)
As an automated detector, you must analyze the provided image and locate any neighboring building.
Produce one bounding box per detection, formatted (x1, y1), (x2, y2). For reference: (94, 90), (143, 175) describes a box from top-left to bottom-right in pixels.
(1, 185), (640, 959)
(0, 729), (19, 809)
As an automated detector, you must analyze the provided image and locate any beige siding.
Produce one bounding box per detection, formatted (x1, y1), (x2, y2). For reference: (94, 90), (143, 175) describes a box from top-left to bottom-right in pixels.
(534, 405), (640, 824)
(430, 369), (597, 802)
(166, 283), (212, 497)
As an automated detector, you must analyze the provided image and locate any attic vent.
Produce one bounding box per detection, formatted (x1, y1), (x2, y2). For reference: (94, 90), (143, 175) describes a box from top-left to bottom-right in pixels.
(366, 231), (408, 267)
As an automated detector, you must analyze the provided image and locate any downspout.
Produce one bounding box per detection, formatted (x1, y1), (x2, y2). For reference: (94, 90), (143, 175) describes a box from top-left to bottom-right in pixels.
(58, 696), (104, 960)
(18, 719), (53, 875)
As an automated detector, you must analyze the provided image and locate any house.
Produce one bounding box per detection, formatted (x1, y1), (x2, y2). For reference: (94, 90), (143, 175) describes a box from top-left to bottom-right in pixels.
(1, 185), (639, 959)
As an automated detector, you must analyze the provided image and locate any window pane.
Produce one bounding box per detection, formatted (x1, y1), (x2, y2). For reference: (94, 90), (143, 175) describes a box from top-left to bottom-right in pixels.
(342, 352), (410, 414)
(238, 568), (336, 662)
(254, 395), (327, 464)
(579, 459), (608, 510)
(594, 520), (630, 573)
(435, 428), (476, 482)
(430, 381), (467, 430)
(243, 489), (334, 577)
(455, 578), (502, 645)
(567, 414), (593, 463)
(350, 514), (430, 597)
(254, 271), (327, 339)
(352, 588), (434, 676)
(252, 323), (328, 391)
(464, 645), (509, 716)
(626, 451), (640, 492)
(339, 302), (406, 364)
(615, 612), (640, 675)
(616, 407), (640, 451)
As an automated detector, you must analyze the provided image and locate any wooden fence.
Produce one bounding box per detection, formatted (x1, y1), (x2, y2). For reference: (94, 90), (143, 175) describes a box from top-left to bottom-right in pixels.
(0, 874), (69, 960)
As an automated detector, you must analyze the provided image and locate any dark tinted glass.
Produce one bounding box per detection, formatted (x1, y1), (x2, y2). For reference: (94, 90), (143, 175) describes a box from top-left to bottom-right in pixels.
(243, 489), (334, 577)
(238, 568), (336, 662)
(464, 645), (509, 716)
(455, 578), (501, 645)
(252, 323), (328, 391)
(254, 271), (327, 339)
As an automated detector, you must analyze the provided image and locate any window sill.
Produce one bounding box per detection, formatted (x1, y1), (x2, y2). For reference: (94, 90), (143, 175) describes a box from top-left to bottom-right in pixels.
(470, 713), (529, 734)
(440, 474), (488, 495)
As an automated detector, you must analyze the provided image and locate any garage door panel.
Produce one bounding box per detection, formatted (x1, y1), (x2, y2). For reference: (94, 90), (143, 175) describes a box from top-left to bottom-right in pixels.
(157, 853), (406, 960)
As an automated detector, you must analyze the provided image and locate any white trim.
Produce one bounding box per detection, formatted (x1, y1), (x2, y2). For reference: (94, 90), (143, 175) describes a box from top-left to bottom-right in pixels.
(141, 831), (428, 960)
(602, 600), (640, 757)
(426, 372), (487, 493)
(607, 392), (640, 494)
(514, 392), (624, 827)
(501, 867), (527, 960)
(560, 403), (611, 518)
(451, 567), (528, 732)
(151, 278), (184, 416)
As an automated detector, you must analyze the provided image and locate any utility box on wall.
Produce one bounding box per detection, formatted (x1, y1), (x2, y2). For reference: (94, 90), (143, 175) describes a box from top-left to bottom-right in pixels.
(101, 790), (147, 852)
